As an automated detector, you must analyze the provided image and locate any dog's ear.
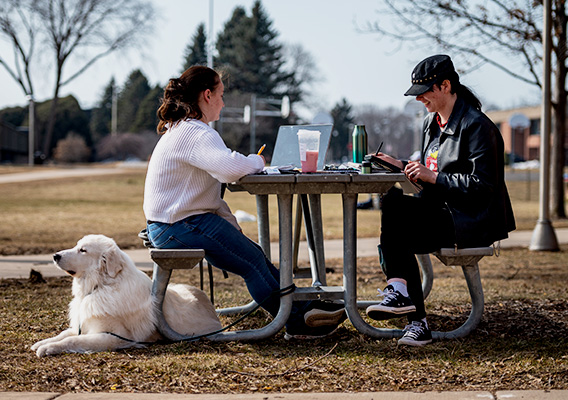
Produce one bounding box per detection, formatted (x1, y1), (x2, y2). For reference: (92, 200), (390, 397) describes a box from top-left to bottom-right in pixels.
(100, 247), (127, 278)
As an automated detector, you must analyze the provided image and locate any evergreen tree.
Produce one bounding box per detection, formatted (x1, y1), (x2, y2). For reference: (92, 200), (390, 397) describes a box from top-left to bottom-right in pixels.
(117, 69), (151, 133)
(131, 85), (163, 133)
(329, 98), (355, 162)
(215, 1), (296, 154)
(216, 1), (289, 96)
(89, 78), (115, 141)
(215, 6), (255, 92)
(182, 23), (208, 71)
(250, 1), (292, 96)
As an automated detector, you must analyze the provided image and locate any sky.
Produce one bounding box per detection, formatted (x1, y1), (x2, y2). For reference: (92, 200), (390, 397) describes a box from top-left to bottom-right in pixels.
(0, 0), (542, 121)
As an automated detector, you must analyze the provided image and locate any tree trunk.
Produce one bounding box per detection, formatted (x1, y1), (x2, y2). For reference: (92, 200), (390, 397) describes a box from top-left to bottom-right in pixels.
(42, 64), (63, 158)
(42, 94), (60, 158)
(551, 4), (567, 219)
(551, 75), (566, 219)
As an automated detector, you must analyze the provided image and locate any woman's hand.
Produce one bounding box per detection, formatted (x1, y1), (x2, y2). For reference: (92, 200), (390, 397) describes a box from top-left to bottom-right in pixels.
(404, 161), (437, 184)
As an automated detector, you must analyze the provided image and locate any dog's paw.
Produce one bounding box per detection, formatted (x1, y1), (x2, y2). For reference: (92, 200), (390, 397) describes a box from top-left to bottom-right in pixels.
(35, 343), (61, 357)
(30, 340), (46, 351)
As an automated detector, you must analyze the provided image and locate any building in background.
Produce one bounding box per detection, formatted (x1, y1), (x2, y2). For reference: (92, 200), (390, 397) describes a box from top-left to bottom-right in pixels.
(0, 120), (27, 163)
(487, 105), (542, 163)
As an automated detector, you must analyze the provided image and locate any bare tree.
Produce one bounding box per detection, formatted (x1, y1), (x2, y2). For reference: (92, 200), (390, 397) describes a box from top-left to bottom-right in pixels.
(0, 0), (37, 99)
(0, 0), (155, 158)
(365, 0), (566, 219)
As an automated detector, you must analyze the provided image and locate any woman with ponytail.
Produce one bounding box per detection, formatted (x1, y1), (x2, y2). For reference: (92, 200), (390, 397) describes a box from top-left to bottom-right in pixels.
(143, 66), (345, 340)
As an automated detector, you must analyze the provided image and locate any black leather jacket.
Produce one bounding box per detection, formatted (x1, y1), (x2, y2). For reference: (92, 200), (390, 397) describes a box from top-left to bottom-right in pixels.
(419, 97), (516, 247)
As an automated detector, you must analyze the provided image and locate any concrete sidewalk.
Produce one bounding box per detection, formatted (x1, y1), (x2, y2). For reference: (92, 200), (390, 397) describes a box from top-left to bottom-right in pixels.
(1, 391), (567, 399)
(1, 228), (566, 280)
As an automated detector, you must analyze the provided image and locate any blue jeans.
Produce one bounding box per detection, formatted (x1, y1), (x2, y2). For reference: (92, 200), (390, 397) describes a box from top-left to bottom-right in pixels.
(147, 213), (307, 323)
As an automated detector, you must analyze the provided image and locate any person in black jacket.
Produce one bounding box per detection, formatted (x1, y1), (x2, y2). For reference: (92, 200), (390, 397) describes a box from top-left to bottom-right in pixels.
(366, 55), (516, 346)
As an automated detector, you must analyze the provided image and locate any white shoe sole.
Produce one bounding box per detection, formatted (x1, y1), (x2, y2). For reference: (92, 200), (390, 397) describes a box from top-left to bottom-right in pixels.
(397, 337), (433, 346)
(366, 305), (416, 320)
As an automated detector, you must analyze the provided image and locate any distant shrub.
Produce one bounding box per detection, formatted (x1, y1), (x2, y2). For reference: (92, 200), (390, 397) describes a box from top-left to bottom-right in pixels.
(95, 132), (158, 161)
(53, 133), (91, 163)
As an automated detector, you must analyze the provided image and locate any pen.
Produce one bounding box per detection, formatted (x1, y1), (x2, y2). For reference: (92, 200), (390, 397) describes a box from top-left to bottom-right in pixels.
(257, 144), (266, 155)
(375, 142), (383, 155)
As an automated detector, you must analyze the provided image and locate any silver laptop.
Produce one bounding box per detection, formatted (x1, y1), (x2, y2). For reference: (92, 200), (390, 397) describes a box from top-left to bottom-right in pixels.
(270, 124), (333, 170)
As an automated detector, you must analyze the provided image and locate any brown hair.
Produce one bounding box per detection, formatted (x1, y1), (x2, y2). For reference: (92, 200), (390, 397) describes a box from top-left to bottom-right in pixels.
(156, 66), (221, 134)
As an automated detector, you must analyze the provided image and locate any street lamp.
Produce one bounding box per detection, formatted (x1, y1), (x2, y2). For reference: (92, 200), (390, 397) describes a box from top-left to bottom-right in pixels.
(247, 95), (290, 154)
(530, 0), (559, 251)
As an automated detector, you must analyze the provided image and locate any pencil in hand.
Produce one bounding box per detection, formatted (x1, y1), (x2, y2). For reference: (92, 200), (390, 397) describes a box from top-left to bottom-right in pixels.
(257, 144), (266, 155)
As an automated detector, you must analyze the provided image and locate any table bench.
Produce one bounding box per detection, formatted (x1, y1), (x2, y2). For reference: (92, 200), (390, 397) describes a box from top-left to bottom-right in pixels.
(419, 246), (494, 339)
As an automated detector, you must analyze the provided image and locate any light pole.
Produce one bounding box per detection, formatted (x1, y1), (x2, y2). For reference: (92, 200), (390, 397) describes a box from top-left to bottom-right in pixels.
(246, 95), (290, 154)
(529, 0), (559, 251)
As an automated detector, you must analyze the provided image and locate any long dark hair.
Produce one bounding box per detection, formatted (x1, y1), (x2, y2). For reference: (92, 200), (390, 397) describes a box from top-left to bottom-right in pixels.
(436, 71), (482, 111)
(156, 66), (221, 134)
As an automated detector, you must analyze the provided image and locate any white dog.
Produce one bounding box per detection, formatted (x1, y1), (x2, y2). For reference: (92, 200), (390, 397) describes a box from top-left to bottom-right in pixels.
(31, 234), (222, 357)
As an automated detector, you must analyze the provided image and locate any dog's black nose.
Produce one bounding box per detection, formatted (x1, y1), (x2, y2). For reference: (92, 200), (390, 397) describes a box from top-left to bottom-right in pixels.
(53, 253), (61, 262)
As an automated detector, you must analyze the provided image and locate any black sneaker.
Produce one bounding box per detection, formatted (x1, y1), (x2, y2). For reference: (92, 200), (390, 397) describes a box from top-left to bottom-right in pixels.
(365, 285), (416, 320)
(398, 320), (433, 346)
(284, 320), (339, 340)
(304, 301), (346, 328)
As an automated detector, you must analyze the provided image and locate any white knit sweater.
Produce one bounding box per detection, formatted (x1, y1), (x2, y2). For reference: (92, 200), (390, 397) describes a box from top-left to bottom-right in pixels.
(143, 119), (264, 228)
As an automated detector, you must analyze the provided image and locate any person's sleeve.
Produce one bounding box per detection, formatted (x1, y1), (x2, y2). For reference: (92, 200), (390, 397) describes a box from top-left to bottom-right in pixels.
(435, 117), (499, 204)
(189, 128), (264, 183)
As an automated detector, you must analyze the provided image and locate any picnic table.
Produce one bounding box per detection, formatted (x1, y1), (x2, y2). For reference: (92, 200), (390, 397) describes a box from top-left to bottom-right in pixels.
(223, 171), (407, 340)
(150, 171), (491, 341)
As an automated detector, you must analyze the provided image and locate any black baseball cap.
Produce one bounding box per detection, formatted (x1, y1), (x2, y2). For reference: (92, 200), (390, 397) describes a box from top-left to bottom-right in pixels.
(404, 54), (456, 96)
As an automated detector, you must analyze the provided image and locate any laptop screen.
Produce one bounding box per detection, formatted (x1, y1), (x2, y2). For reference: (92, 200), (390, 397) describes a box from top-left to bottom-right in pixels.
(270, 124), (333, 170)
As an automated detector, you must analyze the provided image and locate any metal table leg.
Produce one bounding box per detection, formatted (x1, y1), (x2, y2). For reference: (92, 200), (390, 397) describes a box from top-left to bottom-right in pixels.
(342, 193), (403, 339)
(308, 194), (326, 286)
(417, 254), (434, 299)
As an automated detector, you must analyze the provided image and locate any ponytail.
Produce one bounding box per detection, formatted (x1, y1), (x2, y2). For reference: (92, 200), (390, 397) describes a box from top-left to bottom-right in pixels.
(156, 66), (221, 134)
(436, 71), (482, 111)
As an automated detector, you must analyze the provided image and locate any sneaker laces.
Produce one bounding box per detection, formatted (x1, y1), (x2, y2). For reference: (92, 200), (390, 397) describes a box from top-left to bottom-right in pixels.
(402, 321), (425, 339)
(376, 287), (398, 302)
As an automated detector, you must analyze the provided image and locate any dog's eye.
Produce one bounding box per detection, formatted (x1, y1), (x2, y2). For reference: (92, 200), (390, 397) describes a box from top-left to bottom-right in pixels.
(79, 248), (87, 253)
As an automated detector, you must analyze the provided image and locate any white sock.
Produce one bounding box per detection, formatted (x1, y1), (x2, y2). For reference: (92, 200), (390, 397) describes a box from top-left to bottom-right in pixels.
(389, 281), (409, 297)
(422, 318), (429, 329)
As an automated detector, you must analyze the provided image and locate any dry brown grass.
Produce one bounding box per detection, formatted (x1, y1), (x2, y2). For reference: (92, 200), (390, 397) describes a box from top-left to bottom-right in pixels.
(1, 247), (567, 393)
(0, 166), (567, 394)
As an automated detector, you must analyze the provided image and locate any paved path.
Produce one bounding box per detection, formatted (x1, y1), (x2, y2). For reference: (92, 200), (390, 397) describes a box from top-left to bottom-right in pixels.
(0, 162), (148, 184)
(1, 227), (566, 280)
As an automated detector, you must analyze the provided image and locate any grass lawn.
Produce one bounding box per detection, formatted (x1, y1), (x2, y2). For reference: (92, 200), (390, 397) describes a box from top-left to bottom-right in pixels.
(1, 247), (567, 393)
(0, 166), (567, 394)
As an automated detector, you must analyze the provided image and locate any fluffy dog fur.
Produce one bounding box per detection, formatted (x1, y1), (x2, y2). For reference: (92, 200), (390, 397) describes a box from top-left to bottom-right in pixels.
(31, 234), (222, 357)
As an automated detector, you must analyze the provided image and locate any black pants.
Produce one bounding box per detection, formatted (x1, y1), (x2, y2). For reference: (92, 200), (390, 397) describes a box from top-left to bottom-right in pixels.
(379, 187), (455, 321)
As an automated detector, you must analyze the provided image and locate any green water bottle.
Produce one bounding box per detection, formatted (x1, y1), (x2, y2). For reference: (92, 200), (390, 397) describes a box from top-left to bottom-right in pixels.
(352, 125), (368, 163)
